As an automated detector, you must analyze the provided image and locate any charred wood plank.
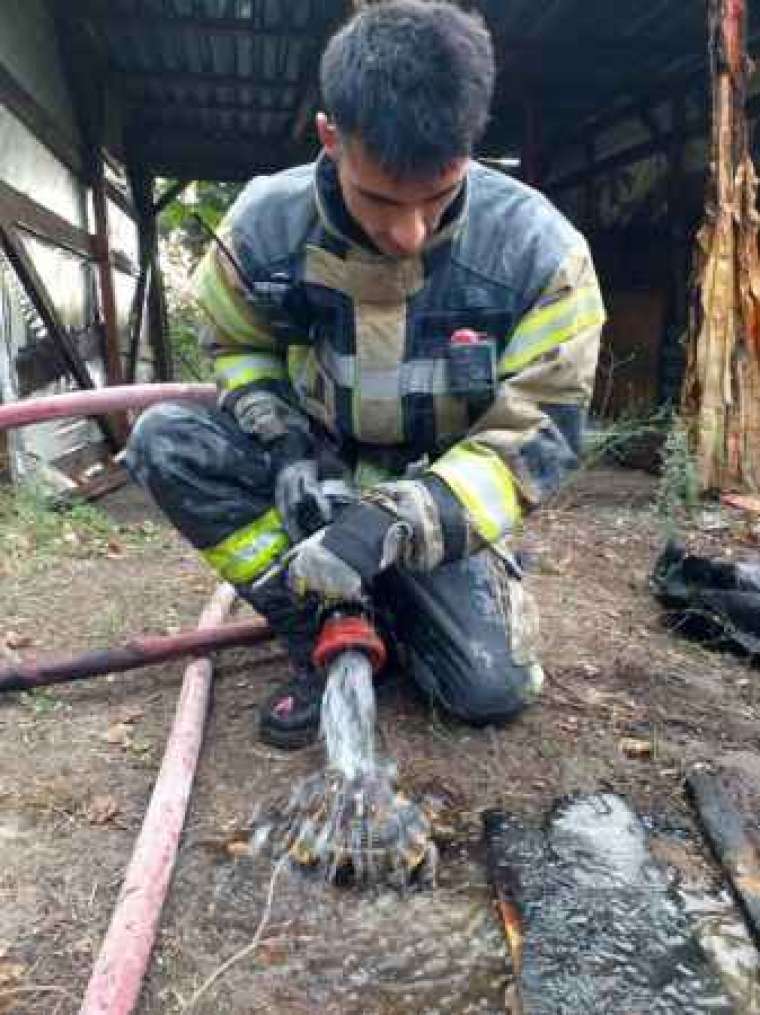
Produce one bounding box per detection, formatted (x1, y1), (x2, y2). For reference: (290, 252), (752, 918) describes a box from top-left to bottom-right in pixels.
(687, 769), (760, 949)
(483, 809), (526, 1014)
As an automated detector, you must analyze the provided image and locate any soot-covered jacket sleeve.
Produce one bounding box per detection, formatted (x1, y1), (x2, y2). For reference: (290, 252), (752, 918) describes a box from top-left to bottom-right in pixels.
(192, 218), (290, 413)
(426, 242), (605, 553)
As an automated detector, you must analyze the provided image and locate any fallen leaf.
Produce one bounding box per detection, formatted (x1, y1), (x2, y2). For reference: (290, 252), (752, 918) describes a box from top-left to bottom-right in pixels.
(620, 736), (653, 759)
(0, 960), (26, 986)
(225, 839), (251, 859)
(85, 794), (120, 825)
(256, 941), (288, 966)
(722, 493), (760, 515)
(3, 631), (32, 650)
(103, 722), (132, 747)
(114, 705), (144, 725)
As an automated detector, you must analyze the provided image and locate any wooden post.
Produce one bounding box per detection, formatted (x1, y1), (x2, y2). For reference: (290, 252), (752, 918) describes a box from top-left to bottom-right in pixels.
(681, 0), (760, 491)
(91, 154), (125, 390)
(130, 166), (173, 381)
(126, 260), (150, 384)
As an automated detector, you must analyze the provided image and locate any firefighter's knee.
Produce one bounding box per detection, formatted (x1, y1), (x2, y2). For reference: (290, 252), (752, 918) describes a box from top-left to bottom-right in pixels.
(125, 401), (201, 486)
(444, 655), (545, 724)
(408, 645), (544, 725)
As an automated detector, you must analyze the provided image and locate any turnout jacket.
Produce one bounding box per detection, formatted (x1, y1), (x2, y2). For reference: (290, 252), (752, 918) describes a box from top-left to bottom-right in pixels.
(193, 154), (604, 555)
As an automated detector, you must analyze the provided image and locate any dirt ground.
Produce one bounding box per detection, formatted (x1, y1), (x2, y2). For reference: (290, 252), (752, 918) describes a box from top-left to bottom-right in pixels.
(1, 464), (759, 1013)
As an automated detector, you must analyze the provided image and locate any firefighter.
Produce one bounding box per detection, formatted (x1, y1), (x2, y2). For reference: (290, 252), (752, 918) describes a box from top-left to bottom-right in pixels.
(127, 0), (604, 748)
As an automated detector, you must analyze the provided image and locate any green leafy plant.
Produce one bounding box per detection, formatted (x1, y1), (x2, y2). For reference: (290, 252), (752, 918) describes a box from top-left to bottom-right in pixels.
(655, 416), (700, 534)
(582, 405), (671, 470)
(158, 180), (243, 383)
(0, 481), (166, 574)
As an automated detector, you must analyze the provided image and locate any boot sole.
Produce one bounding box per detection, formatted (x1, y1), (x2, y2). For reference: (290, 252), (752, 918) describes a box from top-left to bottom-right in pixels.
(258, 720), (319, 750)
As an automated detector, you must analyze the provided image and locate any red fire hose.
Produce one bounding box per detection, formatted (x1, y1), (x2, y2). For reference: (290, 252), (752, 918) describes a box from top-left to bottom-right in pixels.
(79, 582), (236, 1015)
(0, 382), (215, 430)
(0, 617), (274, 693)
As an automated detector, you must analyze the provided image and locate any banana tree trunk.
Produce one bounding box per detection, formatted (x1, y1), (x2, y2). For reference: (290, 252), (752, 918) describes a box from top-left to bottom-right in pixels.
(681, 0), (760, 491)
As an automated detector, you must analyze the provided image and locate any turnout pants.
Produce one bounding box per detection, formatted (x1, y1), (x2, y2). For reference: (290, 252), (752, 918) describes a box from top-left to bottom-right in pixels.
(126, 402), (543, 723)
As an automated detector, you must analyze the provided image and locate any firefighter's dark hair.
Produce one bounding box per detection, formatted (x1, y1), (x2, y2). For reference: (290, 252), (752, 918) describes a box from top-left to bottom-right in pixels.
(319, 1), (494, 178)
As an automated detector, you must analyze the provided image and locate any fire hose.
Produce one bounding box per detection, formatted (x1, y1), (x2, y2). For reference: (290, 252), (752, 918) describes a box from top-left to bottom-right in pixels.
(3, 383), (390, 1012)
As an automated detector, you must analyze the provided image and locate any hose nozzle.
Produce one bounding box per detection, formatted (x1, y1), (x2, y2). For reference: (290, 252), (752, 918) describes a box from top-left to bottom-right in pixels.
(312, 612), (386, 675)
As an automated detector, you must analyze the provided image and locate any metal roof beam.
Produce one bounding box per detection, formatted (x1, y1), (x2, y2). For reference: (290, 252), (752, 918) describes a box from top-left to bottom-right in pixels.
(133, 132), (314, 181)
(114, 69), (302, 89)
(87, 14), (318, 38)
(127, 96), (296, 116)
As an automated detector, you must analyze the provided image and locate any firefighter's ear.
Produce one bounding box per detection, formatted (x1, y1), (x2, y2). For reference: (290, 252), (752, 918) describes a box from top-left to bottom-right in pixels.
(316, 112), (340, 158)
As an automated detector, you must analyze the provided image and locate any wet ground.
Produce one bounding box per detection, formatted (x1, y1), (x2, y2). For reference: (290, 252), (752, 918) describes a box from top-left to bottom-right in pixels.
(2, 466), (760, 1012)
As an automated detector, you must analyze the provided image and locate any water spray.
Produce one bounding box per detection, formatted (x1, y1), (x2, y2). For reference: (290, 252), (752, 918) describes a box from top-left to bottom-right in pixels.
(278, 605), (437, 887)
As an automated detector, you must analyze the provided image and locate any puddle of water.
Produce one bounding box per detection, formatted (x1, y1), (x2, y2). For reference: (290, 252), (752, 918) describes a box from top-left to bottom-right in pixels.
(494, 793), (739, 1013)
(230, 786), (757, 1012)
(211, 847), (508, 1014)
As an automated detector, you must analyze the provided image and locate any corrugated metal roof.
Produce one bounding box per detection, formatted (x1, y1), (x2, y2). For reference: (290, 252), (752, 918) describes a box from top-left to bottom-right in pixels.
(55, 0), (760, 181)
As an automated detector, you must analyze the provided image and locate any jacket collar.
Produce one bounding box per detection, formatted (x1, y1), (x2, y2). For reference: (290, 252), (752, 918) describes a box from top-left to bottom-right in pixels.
(313, 149), (469, 258)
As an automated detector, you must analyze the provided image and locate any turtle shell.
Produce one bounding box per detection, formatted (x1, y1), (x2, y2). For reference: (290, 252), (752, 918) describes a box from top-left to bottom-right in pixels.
(283, 768), (435, 883)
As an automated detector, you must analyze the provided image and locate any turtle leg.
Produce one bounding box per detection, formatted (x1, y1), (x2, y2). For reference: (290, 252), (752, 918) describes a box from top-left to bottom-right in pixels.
(418, 840), (439, 889)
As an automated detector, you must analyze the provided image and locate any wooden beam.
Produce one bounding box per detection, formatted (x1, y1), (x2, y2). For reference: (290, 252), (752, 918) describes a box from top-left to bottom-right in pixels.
(110, 250), (139, 278)
(154, 179), (193, 216)
(548, 114), (709, 192)
(549, 63), (708, 163)
(0, 63), (85, 178)
(91, 156), (125, 391)
(0, 220), (120, 450)
(134, 135), (313, 181)
(138, 156), (280, 183)
(127, 261), (150, 384)
(104, 179), (138, 222)
(0, 180), (93, 259)
(129, 167), (173, 381)
(0, 182), (137, 278)
(547, 27), (760, 158)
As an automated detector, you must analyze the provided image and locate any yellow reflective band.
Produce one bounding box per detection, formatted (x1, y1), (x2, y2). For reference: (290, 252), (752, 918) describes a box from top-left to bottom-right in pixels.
(287, 344), (310, 381)
(430, 442), (521, 543)
(201, 508), (290, 583)
(194, 251), (275, 349)
(215, 352), (286, 392)
(499, 286), (606, 375)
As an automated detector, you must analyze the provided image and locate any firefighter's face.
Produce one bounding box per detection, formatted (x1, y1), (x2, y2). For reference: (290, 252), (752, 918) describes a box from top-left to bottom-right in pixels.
(317, 113), (467, 258)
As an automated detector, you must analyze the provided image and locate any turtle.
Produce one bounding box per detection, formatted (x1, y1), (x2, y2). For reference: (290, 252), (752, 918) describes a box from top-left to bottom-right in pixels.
(279, 766), (440, 887)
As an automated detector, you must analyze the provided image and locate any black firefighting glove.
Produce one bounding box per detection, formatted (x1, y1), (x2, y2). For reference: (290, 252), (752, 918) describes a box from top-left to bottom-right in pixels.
(225, 389), (332, 541)
(286, 476), (467, 601)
